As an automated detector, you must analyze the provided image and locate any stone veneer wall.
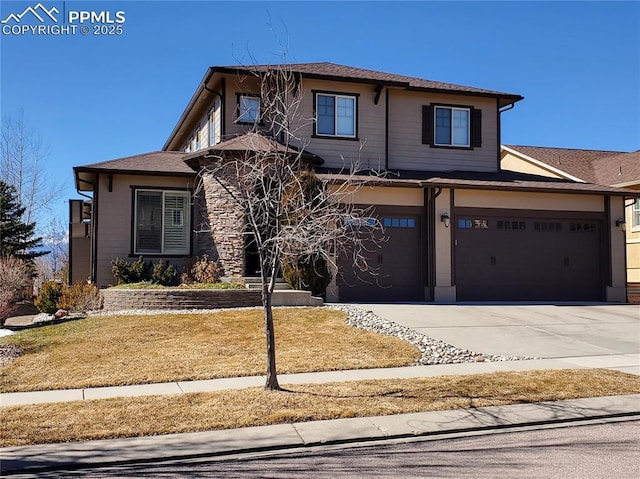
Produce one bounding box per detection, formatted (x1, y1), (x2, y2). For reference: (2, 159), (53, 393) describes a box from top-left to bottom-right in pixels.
(102, 288), (262, 311)
(196, 171), (246, 277)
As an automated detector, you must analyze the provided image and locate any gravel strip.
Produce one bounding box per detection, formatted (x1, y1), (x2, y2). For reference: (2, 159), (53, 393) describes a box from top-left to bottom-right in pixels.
(331, 305), (536, 364)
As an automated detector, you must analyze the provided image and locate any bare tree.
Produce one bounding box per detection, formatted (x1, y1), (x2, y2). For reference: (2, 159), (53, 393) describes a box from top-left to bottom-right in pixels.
(196, 62), (382, 390)
(1, 111), (63, 226)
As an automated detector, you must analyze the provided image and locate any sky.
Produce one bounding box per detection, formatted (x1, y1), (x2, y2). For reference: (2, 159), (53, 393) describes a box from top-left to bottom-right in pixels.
(1, 0), (639, 226)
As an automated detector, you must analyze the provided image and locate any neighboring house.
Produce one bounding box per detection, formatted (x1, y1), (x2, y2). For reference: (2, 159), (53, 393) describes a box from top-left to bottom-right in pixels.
(502, 145), (640, 285)
(70, 63), (639, 302)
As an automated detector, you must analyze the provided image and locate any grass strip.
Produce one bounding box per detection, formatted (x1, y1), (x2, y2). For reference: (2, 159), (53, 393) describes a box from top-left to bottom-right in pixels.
(0, 308), (420, 393)
(2, 369), (638, 447)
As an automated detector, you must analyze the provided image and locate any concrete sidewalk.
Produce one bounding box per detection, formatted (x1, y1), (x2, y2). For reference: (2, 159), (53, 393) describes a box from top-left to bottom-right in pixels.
(2, 352), (639, 407)
(2, 394), (639, 474)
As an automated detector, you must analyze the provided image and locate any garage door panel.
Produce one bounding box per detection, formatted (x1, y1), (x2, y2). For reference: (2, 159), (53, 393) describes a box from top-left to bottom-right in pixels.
(338, 207), (423, 302)
(455, 211), (603, 301)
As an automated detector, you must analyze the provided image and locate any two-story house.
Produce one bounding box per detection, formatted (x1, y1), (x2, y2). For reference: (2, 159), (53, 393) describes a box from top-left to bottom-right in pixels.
(71, 62), (636, 302)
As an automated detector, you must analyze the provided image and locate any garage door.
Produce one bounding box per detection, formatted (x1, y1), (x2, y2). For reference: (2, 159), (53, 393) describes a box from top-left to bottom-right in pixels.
(338, 207), (423, 302)
(455, 210), (604, 301)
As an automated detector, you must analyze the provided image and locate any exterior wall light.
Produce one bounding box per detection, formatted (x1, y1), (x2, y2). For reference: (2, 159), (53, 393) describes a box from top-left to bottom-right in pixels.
(615, 218), (626, 232)
(440, 212), (450, 228)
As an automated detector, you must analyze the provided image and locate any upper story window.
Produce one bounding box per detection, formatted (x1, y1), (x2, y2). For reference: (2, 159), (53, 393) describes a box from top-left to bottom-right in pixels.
(237, 94), (260, 124)
(133, 189), (191, 255)
(435, 106), (469, 147)
(632, 201), (640, 230)
(422, 104), (482, 149)
(208, 110), (215, 146)
(195, 130), (200, 150)
(314, 92), (357, 138)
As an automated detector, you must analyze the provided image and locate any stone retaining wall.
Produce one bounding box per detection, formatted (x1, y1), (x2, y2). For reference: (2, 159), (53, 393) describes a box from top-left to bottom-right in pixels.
(102, 288), (262, 311)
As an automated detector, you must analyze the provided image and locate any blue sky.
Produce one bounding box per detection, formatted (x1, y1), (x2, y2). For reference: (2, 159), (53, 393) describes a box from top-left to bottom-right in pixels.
(1, 0), (639, 223)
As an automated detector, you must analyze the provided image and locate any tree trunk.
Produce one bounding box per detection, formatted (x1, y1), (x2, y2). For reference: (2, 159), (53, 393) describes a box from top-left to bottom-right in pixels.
(263, 274), (280, 390)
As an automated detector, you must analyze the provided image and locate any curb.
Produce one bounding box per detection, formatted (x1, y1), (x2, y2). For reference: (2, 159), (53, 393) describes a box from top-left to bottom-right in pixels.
(2, 394), (639, 474)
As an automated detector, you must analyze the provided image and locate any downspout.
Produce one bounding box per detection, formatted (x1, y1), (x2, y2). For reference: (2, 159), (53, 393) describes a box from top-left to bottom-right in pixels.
(384, 88), (389, 170)
(497, 101), (516, 172)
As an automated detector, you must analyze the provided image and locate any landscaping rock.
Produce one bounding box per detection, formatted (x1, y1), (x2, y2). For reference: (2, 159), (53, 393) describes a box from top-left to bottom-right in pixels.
(331, 305), (536, 365)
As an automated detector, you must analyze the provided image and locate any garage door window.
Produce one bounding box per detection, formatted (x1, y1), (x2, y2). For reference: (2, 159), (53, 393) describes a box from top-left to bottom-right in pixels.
(458, 219), (488, 229)
(383, 217), (416, 228)
(569, 222), (597, 233)
(497, 220), (526, 231)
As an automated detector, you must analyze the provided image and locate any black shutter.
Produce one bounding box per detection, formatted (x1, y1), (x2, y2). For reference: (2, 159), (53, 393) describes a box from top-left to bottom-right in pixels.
(471, 108), (482, 148)
(422, 105), (433, 145)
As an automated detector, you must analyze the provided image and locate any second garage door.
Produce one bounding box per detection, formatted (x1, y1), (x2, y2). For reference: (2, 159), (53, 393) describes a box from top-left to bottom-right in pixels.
(454, 209), (604, 301)
(338, 206), (424, 302)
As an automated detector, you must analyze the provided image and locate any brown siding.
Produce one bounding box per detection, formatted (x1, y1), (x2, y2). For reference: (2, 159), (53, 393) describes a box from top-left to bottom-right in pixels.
(94, 173), (195, 286)
(388, 90), (498, 172)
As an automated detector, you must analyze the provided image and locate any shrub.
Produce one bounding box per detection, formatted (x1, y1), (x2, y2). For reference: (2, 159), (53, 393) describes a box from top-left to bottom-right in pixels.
(190, 255), (222, 284)
(112, 256), (152, 285)
(111, 256), (178, 286)
(0, 256), (31, 324)
(151, 259), (178, 286)
(282, 254), (332, 297)
(57, 283), (103, 312)
(34, 281), (63, 314)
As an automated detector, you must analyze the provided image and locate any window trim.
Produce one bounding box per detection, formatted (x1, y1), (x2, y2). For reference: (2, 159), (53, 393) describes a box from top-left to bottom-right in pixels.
(235, 93), (262, 125)
(208, 109), (215, 146)
(131, 187), (192, 256)
(632, 201), (640, 231)
(434, 105), (470, 147)
(312, 90), (359, 140)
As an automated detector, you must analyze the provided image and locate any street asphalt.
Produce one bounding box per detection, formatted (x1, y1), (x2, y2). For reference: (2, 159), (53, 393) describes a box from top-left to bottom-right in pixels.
(1, 302), (639, 474)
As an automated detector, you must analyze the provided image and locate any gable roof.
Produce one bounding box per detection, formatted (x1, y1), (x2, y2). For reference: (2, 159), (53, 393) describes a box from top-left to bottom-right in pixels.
(74, 151), (195, 192)
(163, 62), (524, 150)
(503, 145), (640, 185)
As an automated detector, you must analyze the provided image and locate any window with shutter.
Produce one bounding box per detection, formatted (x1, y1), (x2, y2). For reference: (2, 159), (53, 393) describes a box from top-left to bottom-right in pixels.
(423, 104), (482, 149)
(134, 189), (190, 255)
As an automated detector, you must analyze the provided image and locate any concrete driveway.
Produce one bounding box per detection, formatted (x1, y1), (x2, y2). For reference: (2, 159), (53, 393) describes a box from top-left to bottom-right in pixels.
(352, 303), (640, 359)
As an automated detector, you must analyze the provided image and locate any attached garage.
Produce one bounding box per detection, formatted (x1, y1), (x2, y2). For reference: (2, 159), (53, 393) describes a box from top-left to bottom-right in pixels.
(454, 208), (605, 301)
(337, 206), (424, 302)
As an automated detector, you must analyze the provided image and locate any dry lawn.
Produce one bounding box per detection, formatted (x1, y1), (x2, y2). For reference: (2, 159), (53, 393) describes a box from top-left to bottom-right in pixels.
(0, 308), (420, 392)
(2, 369), (638, 447)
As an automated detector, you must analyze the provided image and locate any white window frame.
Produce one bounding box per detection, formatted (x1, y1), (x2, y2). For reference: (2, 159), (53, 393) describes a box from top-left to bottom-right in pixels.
(133, 189), (191, 255)
(315, 93), (357, 138)
(434, 106), (470, 147)
(195, 129), (200, 150)
(208, 109), (215, 146)
(632, 201), (640, 230)
(237, 94), (260, 124)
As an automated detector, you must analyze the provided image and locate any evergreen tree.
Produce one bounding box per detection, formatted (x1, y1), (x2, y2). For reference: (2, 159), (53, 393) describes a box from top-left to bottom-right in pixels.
(0, 180), (48, 261)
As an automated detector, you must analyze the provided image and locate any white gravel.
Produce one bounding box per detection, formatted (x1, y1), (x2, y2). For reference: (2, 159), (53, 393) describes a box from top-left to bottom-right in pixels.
(330, 305), (536, 364)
